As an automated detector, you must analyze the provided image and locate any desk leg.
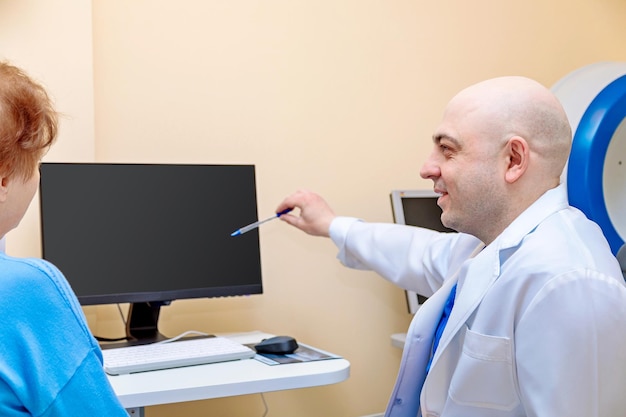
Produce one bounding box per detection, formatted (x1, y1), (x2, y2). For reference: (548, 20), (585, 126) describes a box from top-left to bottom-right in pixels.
(126, 407), (144, 416)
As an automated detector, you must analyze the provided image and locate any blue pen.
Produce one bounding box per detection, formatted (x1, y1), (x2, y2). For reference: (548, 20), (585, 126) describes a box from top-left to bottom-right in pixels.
(230, 208), (293, 237)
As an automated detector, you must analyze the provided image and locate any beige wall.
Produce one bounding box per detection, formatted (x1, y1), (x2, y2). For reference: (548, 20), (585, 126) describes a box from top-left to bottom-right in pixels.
(3, 0), (626, 416)
(0, 0), (95, 257)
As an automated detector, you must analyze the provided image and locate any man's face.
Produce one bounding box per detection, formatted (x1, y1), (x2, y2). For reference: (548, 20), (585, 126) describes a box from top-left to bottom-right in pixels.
(419, 101), (506, 240)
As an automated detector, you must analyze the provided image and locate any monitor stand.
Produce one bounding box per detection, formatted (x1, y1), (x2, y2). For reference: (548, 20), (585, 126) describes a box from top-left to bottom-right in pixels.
(125, 301), (171, 344)
(99, 301), (171, 349)
(99, 301), (212, 349)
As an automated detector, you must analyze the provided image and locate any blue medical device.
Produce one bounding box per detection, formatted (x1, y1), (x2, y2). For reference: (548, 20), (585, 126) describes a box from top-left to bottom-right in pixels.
(553, 62), (626, 256)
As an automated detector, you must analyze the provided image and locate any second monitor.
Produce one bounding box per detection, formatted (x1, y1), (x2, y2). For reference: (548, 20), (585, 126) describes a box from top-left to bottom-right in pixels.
(390, 189), (455, 314)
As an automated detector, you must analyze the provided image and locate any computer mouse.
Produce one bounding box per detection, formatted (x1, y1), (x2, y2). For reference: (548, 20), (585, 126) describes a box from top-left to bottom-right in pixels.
(254, 336), (299, 355)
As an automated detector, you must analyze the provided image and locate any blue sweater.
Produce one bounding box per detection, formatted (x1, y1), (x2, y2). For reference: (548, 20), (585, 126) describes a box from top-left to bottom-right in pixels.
(0, 253), (128, 416)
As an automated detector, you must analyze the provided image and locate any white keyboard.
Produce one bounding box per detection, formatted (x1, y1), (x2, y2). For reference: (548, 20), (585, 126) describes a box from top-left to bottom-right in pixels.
(102, 336), (256, 375)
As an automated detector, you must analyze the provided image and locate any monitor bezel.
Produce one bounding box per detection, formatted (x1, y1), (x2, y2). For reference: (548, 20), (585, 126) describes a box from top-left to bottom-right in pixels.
(390, 189), (442, 225)
(390, 189), (450, 314)
(39, 162), (264, 344)
(39, 162), (264, 306)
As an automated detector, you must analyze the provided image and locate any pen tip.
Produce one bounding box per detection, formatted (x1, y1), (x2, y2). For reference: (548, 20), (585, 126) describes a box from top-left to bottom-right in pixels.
(230, 231), (241, 237)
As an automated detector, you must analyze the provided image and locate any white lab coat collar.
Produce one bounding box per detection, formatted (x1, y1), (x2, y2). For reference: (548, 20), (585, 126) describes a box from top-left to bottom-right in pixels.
(497, 183), (569, 250)
(429, 184), (568, 373)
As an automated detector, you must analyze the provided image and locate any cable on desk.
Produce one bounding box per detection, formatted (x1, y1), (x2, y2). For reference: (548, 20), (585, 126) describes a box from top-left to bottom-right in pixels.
(93, 304), (130, 342)
(155, 330), (211, 344)
(116, 303), (127, 325)
(260, 393), (269, 417)
(96, 329), (212, 345)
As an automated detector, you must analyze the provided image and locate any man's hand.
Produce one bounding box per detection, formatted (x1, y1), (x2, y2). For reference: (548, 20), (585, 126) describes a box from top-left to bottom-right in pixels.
(276, 189), (336, 237)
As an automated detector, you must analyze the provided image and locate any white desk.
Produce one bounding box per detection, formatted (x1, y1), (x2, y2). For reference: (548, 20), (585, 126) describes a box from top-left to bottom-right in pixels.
(390, 333), (406, 349)
(107, 331), (350, 412)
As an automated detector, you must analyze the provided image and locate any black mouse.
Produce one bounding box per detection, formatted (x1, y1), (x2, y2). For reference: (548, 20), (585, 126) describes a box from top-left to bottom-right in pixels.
(254, 336), (299, 355)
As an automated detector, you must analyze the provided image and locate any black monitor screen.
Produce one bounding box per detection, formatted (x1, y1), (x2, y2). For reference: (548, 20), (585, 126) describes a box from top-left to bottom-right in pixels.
(400, 197), (454, 233)
(39, 163), (263, 306)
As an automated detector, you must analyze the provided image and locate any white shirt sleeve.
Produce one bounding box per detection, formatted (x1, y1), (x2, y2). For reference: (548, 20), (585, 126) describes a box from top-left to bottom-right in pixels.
(328, 216), (480, 297)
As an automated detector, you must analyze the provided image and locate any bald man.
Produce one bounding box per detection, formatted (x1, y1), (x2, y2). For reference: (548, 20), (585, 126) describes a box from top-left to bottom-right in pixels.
(277, 77), (626, 417)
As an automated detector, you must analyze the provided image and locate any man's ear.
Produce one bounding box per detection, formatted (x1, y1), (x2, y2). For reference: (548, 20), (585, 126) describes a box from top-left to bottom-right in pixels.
(504, 136), (529, 184)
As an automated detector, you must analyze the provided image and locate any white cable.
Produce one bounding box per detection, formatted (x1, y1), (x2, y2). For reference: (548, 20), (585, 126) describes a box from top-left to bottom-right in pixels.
(155, 330), (211, 344)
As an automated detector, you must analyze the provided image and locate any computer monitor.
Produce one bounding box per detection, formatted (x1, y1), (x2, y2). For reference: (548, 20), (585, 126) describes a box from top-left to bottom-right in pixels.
(39, 163), (263, 345)
(390, 189), (455, 314)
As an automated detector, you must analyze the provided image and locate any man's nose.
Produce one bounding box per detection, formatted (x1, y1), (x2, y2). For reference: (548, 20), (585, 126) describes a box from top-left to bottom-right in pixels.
(420, 153), (440, 180)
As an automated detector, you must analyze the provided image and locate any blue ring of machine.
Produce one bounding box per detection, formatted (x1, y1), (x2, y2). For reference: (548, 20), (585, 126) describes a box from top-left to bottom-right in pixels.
(567, 74), (626, 254)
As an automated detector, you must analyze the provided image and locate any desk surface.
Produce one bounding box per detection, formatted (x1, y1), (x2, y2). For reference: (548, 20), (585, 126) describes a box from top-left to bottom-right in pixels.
(107, 331), (350, 409)
(391, 333), (406, 349)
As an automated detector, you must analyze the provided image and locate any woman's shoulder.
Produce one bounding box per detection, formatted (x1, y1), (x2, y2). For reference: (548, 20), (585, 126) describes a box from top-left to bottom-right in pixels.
(1, 253), (62, 286)
(0, 253), (80, 309)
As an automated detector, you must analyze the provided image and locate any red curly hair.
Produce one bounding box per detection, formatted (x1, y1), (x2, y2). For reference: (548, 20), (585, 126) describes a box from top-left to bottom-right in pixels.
(0, 62), (58, 181)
